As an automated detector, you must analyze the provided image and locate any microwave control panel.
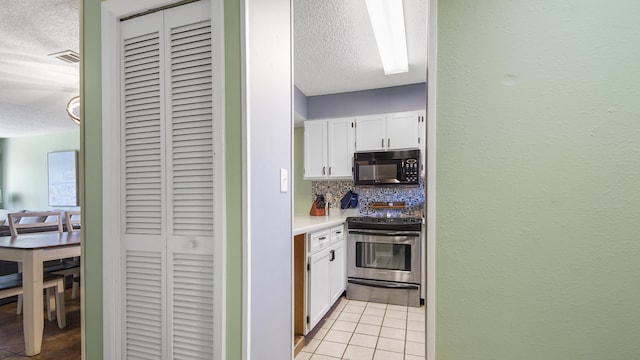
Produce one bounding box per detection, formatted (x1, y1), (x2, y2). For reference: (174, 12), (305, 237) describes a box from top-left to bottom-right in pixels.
(403, 159), (419, 182)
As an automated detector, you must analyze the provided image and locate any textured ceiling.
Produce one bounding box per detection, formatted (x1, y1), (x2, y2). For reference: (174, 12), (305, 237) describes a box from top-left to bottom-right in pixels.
(0, 0), (426, 137)
(294, 0), (427, 96)
(0, 0), (79, 138)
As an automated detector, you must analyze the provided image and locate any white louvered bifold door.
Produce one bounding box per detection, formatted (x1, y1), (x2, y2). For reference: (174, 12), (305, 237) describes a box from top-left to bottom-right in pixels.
(119, 1), (215, 359)
(164, 4), (215, 360)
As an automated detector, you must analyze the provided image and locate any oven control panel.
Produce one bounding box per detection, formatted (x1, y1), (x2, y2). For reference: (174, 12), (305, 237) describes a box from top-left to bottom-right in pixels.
(347, 216), (422, 231)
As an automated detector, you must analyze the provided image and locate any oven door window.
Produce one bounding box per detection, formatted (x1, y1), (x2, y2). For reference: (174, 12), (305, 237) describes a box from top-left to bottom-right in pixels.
(355, 242), (411, 271)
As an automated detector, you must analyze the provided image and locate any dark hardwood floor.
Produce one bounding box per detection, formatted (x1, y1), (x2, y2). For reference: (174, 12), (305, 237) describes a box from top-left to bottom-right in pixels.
(0, 289), (80, 359)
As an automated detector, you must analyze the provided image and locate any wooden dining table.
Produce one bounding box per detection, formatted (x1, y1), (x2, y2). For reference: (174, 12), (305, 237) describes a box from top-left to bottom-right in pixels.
(0, 231), (81, 356)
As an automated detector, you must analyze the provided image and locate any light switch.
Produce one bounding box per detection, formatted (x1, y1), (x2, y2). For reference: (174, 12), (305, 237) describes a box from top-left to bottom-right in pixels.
(280, 168), (288, 193)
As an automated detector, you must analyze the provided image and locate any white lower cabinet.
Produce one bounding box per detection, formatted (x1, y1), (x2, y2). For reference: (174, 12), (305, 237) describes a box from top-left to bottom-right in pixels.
(328, 240), (345, 305)
(307, 248), (332, 330)
(306, 224), (345, 333)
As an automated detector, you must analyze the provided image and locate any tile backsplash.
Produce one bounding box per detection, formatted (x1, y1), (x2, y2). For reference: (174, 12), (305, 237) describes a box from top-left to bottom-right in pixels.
(311, 179), (425, 218)
(311, 180), (354, 209)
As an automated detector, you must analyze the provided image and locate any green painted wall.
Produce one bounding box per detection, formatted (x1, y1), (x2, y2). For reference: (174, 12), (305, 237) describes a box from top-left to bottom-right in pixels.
(436, 1), (640, 359)
(224, 0), (243, 357)
(82, 0), (103, 358)
(294, 127), (312, 215)
(1, 132), (80, 210)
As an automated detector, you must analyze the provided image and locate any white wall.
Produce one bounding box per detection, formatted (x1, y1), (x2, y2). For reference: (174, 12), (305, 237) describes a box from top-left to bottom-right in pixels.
(244, 0), (293, 358)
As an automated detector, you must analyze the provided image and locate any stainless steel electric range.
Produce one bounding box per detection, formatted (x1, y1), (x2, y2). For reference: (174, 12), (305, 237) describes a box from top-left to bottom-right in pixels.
(346, 216), (422, 307)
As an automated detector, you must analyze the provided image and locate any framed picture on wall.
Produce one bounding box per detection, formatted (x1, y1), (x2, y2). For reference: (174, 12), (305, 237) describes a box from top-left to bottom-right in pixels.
(48, 151), (78, 206)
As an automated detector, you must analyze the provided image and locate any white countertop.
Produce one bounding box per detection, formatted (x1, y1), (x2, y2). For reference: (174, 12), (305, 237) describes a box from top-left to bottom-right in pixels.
(293, 208), (359, 235)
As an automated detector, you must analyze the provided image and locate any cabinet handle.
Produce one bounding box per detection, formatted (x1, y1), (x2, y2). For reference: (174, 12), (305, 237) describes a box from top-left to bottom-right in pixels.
(319, 236), (327, 241)
(328, 167), (332, 175)
(388, 138), (390, 148)
(335, 231), (342, 235)
(322, 166), (326, 175)
(330, 250), (335, 262)
(381, 139), (384, 148)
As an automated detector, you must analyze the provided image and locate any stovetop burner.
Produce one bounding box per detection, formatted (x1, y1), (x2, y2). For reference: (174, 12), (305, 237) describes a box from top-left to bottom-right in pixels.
(346, 216), (423, 231)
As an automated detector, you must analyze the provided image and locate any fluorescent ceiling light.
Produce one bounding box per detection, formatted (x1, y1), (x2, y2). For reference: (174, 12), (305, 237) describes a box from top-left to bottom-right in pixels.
(365, 0), (409, 75)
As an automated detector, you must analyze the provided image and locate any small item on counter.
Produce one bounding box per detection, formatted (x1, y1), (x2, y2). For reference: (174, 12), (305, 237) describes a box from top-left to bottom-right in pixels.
(350, 192), (359, 208)
(325, 193), (333, 216)
(340, 190), (353, 209)
(309, 194), (326, 216)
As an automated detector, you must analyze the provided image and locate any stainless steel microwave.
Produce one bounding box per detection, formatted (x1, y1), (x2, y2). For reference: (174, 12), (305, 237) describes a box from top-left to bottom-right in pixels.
(353, 149), (420, 185)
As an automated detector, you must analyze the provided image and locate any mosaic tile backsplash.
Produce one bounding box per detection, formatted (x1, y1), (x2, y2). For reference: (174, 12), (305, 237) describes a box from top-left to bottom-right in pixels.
(311, 179), (425, 218)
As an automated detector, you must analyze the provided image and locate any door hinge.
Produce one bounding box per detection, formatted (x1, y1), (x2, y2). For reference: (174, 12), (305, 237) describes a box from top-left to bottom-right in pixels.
(306, 316), (310, 324)
(307, 263), (310, 271)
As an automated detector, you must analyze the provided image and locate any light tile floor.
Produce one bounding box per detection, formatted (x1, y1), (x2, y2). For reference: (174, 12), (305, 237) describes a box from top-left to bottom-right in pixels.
(296, 297), (426, 360)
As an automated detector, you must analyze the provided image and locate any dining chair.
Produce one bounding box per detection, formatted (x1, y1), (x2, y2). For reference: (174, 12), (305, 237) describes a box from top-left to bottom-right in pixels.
(7, 211), (63, 236)
(65, 211), (81, 232)
(51, 210), (81, 299)
(0, 272), (66, 329)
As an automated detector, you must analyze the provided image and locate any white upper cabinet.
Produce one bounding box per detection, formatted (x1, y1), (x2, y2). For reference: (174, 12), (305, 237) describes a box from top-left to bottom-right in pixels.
(355, 111), (423, 151)
(354, 114), (386, 151)
(304, 120), (328, 178)
(304, 118), (354, 179)
(327, 118), (355, 177)
(386, 111), (422, 150)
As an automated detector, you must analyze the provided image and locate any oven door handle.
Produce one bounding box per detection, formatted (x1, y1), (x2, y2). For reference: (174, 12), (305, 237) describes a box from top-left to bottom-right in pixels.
(348, 279), (419, 290)
(348, 230), (420, 237)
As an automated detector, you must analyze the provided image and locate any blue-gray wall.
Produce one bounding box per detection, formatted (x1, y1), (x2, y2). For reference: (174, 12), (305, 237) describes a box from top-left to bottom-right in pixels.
(307, 82), (426, 119)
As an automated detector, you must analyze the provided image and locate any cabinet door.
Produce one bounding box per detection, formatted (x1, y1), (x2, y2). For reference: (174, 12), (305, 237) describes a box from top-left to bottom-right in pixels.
(327, 118), (355, 178)
(386, 111), (421, 149)
(304, 120), (328, 179)
(308, 250), (331, 331)
(417, 110), (426, 177)
(329, 240), (345, 304)
(355, 114), (386, 151)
